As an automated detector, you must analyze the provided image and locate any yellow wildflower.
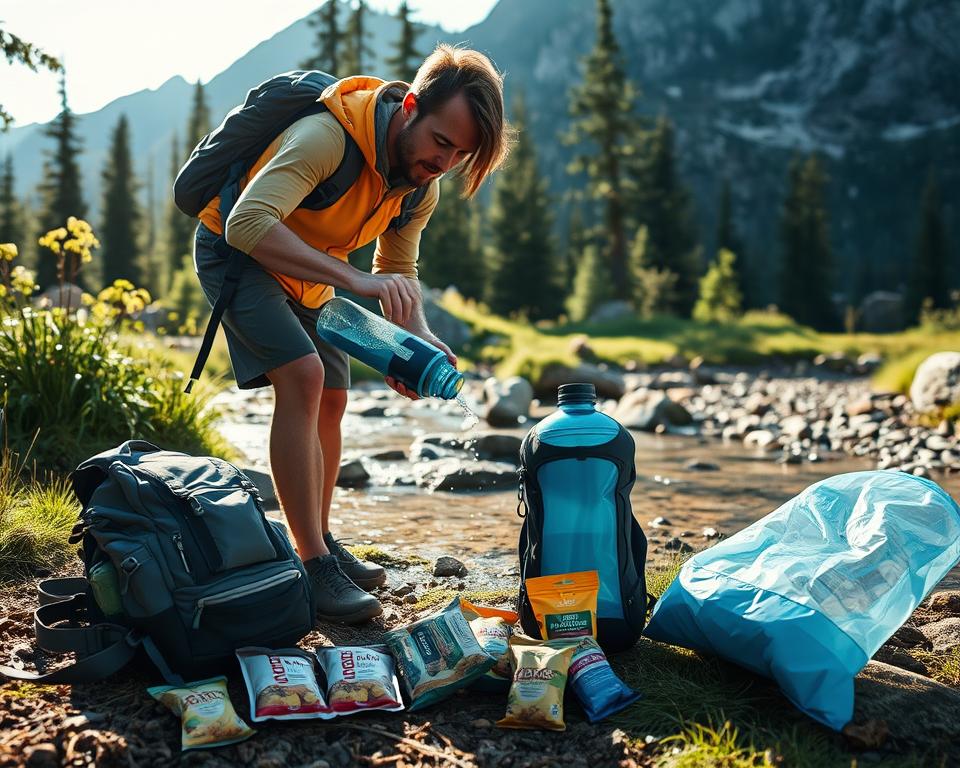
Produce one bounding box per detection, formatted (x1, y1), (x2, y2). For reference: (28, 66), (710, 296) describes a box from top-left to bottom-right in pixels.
(0, 243), (17, 262)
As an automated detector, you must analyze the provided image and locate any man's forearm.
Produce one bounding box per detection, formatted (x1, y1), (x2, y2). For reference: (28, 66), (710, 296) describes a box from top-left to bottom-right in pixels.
(244, 221), (362, 292)
(401, 280), (431, 334)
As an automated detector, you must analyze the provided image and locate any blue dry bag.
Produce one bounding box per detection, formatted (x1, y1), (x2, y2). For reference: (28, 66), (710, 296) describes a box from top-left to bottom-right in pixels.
(644, 470), (960, 730)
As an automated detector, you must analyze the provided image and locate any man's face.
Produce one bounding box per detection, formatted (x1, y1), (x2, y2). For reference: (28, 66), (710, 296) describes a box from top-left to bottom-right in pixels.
(395, 91), (481, 187)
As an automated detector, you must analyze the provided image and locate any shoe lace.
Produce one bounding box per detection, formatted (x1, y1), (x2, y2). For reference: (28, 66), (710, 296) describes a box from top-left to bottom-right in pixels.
(316, 558), (359, 598)
(329, 536), (359, 564)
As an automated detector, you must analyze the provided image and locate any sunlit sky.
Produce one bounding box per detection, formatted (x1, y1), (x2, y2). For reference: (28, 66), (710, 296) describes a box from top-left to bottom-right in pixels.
(2, 0), (498, 127)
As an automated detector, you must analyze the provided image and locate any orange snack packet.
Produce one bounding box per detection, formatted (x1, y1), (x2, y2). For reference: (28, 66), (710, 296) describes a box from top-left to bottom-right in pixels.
(525, 571), (598, 640)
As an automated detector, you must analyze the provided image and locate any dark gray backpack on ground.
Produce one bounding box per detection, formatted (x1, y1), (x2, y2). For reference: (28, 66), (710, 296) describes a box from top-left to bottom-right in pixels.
(0, 440), (311, 685)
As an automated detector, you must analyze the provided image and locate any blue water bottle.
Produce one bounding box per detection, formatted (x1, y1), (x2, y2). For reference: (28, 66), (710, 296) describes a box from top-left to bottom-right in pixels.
(529, 383), (632, 620)
(315, 297), (463, 399)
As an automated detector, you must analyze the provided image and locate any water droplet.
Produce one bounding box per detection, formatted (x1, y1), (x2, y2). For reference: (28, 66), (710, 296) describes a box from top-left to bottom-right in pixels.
(455, 394), (479, 431)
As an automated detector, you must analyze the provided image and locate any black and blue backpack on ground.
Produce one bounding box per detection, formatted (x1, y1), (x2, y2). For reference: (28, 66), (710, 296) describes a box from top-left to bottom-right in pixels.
(0, 440), (311, 685)
(173, 70), (428, 392)
(516, 383), (652, 652)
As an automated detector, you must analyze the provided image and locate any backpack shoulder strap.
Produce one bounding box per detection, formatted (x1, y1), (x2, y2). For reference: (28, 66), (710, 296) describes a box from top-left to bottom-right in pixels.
(390, 183), (431, 232)
(0, 592), (138, 684)
(298, 129), (365, 211)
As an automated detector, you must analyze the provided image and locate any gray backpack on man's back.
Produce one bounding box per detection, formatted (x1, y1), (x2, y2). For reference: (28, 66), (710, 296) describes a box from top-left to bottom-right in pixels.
(0, 441), (312, 685)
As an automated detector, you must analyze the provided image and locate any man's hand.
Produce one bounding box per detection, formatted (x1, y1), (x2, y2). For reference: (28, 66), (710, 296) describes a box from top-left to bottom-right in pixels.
(385, 331), (458, 401)
(349, 272), (419, 326)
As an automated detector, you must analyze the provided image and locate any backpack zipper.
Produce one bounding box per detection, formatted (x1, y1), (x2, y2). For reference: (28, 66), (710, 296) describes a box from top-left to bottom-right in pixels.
(192, 569), (301, 629)
(172, 532), (191, 574)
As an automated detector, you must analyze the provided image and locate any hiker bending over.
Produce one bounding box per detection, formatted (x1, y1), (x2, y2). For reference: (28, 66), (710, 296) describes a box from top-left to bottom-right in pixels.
(193, 46), (510, 625)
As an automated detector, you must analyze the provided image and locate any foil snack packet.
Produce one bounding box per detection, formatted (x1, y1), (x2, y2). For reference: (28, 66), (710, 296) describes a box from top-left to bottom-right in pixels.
(236, 647), (332, 722)
(460, 598), (519, 692)
(497, 638), (576, 732)
(384, 596), (496, 711)
(316, 645), (404, 715)
(525, 570), (599, 640)
(148, 676), (255, 751)
(549, 636), (641, 723)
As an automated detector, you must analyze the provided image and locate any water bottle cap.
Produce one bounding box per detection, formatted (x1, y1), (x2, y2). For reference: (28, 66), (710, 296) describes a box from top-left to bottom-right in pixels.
(557, 383), (597, 405)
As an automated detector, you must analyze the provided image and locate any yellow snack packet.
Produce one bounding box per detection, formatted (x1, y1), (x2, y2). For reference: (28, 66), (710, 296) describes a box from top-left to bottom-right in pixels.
(148, 676), (255, 751)
(497, 637), (576, 731)
(525, 570), (599, 640)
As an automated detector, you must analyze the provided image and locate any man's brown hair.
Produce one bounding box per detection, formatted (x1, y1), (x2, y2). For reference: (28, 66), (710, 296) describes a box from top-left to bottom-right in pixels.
(410, 44), (511, 197)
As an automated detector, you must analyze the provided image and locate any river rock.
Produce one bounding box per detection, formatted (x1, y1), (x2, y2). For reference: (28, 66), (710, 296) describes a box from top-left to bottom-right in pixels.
(743, 429), (778, 451)
(780, 415), (812, 440)
(484, 376), (534, 427)
(684, 459), (719, 471)
(535, 363), (626, 400)
(613, 389), (693, 431)
(370, 449), (407, 461)
(433, 556), (468, 577)
(664, 537), (694, 553)
(467, 433), (523, 464)
(853, 661), (960, 756)
(413, 458), (517, 492)
(918, 617), (960, 652)
(910, 352), (960, 413)
(927, 590), (960, 618)
(336, 458), (370, 488)
(872, 645), (929, 676)
(885, 624), (931, 650)
(649, 516), (672, 527)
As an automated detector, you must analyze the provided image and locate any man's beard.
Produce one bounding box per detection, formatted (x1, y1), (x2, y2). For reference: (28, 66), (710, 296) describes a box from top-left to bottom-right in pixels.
(395, 122), (423, 187)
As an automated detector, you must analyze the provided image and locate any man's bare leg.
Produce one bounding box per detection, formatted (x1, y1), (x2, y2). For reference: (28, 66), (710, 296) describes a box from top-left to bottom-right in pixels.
(317, 387), (348, 535)
(317, 386), (387, 590)
(267, 354), (328, 561)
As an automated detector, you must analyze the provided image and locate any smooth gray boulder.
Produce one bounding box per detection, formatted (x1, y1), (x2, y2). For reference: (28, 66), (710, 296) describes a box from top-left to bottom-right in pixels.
(484, 376), (534, 427)
(910, 352), (960, 413)
(413, 458), (517, 492)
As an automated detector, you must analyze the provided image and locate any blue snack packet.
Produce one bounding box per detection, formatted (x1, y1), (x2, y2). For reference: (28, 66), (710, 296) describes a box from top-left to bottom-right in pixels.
(552, 637), (641, 723)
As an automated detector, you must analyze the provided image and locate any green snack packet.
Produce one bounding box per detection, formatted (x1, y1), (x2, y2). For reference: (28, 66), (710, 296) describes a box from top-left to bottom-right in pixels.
(384, 597), (495, 711)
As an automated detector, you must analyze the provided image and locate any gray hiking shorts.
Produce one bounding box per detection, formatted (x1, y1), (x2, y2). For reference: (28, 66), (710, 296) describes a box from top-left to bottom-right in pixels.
(193, 223), (350, 390)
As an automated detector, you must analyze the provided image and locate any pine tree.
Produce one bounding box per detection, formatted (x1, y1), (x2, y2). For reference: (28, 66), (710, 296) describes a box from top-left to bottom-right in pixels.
(385, 1), (422, 83)
(779, 153), (834, 330)
(100, 115), (142, 286)
(629, 225), (678, 318)
(0, 154), (24, 248)
(567, 243), (612, 322)
(342, 0), (374, 75)
(905, 169), (951, 324)
(629, 116), (700, 315)
(716, 179), (750, 308)
(141, 156), (161, 297)
(36, 70), (86, 289)
(163, 132), (196, 292)
(418, 176), (485, 300)
(0, 27), (61, 129)
(693, 249), (742, 323)
(566, 0), (639, 301)
(563, 205), (587, 297)
(485, 97), (562, 320)
(302, 0), (341, 73)
(185, 80), (211, 150)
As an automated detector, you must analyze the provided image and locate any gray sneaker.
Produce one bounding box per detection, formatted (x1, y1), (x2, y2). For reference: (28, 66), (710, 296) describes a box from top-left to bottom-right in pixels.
(324, 532), (387, 591)
(304, 554), (383, 625)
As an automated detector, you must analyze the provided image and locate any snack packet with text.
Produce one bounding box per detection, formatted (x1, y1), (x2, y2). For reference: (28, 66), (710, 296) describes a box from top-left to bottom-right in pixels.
(460, 598), (519, 692)
(148, 676), (255, 751)
(497, 638), (576, 732)
(316, 645), (404, 715)
(549, 636), (641, 722)
(525, 571), (599, 640)
(236, 647), (332, 722)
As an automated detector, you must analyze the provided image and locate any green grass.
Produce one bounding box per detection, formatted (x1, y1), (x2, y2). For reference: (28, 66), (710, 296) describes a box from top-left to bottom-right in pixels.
(414, 586), (517, 611)
(441, 294), (960, 386)
(606, 559), (948, 767)
(345, 545), (429, 568)
(0, 443), (78, 582)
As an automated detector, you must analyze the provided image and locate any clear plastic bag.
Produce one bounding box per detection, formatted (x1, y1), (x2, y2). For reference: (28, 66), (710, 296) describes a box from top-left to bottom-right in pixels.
(644, 470), (960, 729)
